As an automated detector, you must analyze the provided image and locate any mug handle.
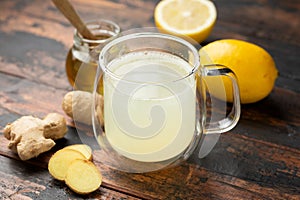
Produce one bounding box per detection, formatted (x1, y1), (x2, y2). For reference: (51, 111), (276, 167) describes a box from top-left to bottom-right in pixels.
(202, 64), (241, 134)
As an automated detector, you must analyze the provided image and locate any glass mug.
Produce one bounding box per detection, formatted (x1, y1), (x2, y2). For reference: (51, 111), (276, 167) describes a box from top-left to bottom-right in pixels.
(92, 32), (241, 173)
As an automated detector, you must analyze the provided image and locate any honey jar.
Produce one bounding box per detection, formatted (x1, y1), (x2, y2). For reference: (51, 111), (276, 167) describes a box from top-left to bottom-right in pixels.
(65, 19), (120, 92)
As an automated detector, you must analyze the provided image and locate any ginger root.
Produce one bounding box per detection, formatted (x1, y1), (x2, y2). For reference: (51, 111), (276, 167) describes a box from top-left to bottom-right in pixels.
(3, 113), (67, 160)
(62, 91), (104, 126)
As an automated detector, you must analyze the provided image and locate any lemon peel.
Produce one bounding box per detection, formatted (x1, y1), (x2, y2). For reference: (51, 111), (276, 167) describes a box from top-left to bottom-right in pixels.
(200, 39), (278, 104)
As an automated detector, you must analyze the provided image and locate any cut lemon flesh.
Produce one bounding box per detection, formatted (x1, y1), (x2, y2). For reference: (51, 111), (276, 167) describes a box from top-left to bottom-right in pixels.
(154, 0), (217, 43)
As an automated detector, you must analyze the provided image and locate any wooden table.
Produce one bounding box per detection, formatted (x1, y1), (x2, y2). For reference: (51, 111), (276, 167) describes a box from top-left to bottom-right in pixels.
(0, 0), (299, 199)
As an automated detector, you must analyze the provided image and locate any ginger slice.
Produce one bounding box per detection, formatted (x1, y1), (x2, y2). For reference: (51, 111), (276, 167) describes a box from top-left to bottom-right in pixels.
(64, 144), (93, 161)
(48, 149), (86, 181)
(65, 159), (102, 194)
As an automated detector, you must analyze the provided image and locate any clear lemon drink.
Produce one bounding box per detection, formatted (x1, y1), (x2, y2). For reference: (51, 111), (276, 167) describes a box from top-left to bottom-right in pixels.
(102, 51), (196, 162)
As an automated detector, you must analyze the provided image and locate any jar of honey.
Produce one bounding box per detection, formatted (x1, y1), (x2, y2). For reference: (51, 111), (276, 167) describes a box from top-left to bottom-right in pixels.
(66, 19), (120, 92)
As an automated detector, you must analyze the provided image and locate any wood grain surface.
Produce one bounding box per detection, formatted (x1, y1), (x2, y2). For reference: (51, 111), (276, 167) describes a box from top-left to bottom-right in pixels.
(0, 0), (299, 199)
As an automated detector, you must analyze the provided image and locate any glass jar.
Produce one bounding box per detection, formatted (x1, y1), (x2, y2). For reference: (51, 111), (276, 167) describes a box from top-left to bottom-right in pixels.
(66, 19), (120, 92)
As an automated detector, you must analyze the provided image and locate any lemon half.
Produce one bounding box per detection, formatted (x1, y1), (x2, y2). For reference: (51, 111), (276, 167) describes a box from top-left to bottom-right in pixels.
(154, 0), (217, 43)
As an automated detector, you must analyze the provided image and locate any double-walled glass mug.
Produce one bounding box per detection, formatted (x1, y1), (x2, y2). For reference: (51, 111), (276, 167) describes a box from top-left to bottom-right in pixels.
(92, 31), (241, 173)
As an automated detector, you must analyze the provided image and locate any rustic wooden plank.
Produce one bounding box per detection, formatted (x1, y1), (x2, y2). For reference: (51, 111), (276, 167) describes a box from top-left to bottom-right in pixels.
(236, 87), (300, 149)
(0, 0), (156, 91)
(190, 133), (300, 192)
(0, 73), (68, 118)
(0, 155), (141, 200)
(1, 0), (299, 93)
(1, 131), (299, 199)
(2, 79), (299, 198)
(213, 0), (299, 44)
(0, 107), (19, 130)
(0, 0), (299, 199)
(0, 30), (70, 90)
(1, 73), (299, 149)
(70, 0), (157, 29)
(89, 129), (300, 199)
(211, 0), (300, 93)
(93, 153), (299, 199)
(1, 110), (299, 199)
(1, 92), (299, 199)
(0, 0), (73, 48)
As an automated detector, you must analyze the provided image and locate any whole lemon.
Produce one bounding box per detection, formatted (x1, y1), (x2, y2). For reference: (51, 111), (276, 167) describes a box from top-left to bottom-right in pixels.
(199, 39), (278, 104)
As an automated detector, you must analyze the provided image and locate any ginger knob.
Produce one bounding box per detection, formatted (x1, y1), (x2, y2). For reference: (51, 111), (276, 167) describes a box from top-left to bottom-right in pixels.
(62, 91), (104, 126)
(3, 113), (68, 160)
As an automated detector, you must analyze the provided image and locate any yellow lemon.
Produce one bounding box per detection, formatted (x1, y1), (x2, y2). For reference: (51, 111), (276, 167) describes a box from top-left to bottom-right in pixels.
(154, 0), (217, 43)
(199, 39), (278, 104)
